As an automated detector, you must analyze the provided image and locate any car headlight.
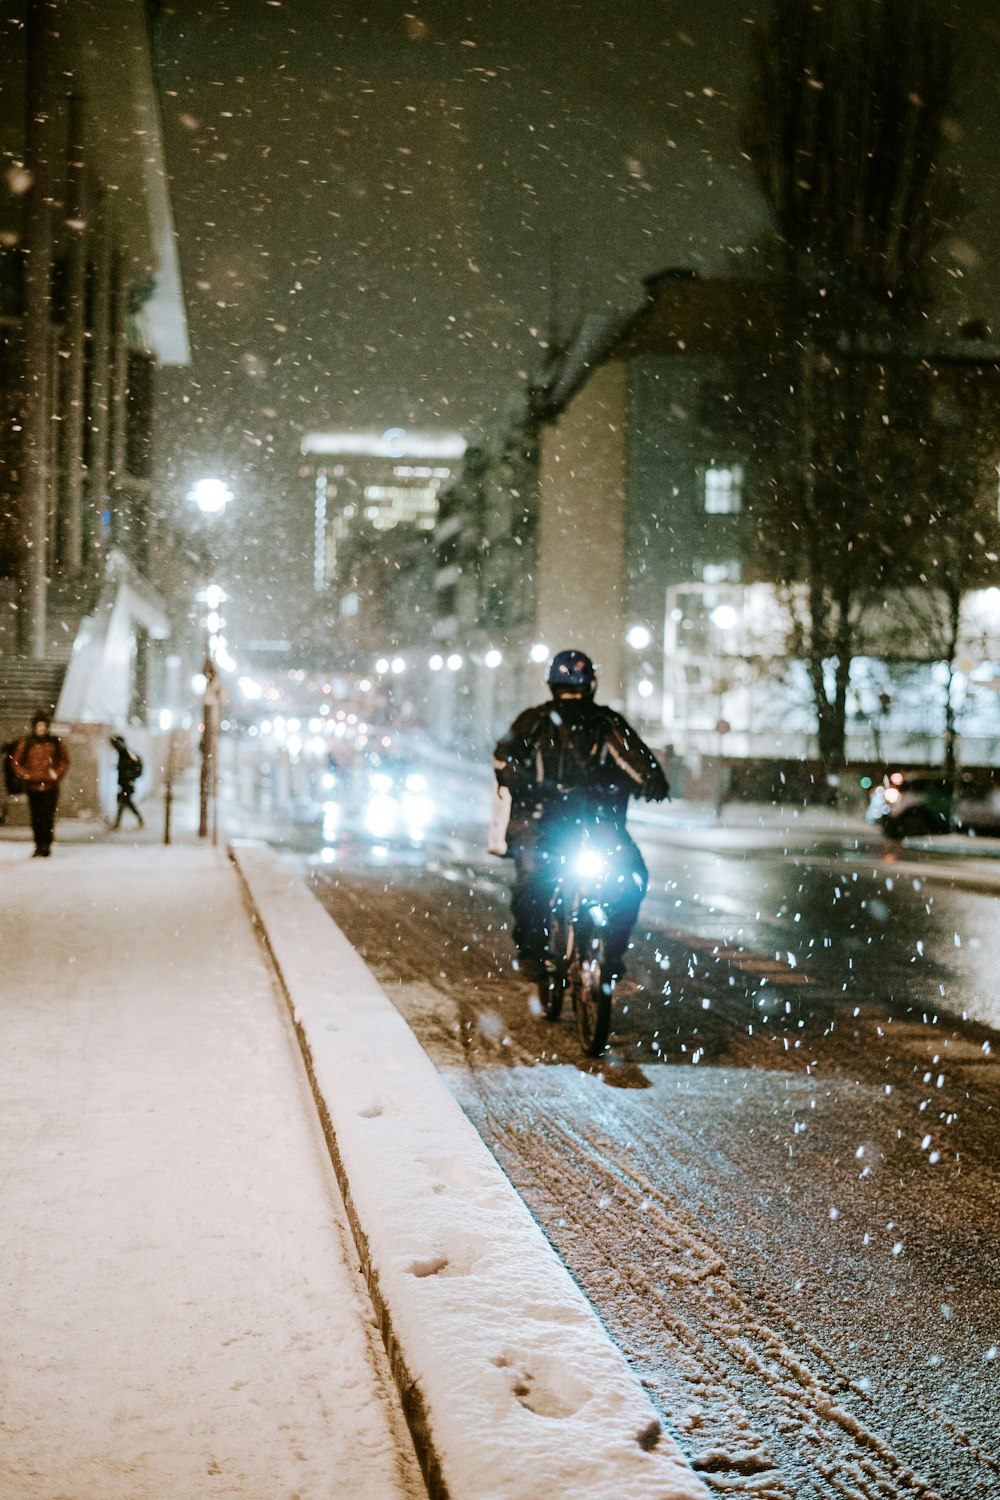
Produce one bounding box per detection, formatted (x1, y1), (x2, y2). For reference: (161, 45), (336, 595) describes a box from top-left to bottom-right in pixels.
(402, 791), (433, 827)
(321, 800), (340, 842)
(365, 792), (398, 837)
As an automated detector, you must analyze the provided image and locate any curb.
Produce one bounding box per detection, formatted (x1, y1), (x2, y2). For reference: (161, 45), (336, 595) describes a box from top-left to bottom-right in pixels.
(230, 841), (710, 1500)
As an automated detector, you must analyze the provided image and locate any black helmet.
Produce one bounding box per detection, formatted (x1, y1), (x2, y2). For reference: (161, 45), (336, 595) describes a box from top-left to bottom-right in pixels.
(547, 649), (596, 694)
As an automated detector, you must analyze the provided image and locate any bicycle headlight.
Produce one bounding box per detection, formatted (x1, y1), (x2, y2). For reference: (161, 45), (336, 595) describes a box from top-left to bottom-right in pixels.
(575, 848), (606, 879)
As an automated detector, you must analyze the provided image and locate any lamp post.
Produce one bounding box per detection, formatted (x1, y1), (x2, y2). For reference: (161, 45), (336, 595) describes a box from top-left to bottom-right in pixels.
(189, 479), (233, 841)
(709, 603), (738, 819)
(626, 623), (656, 727)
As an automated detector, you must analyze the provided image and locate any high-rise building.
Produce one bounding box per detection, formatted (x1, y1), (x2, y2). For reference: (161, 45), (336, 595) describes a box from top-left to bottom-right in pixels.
(301, 429), (466, 601)
(299, 429), (465, 681)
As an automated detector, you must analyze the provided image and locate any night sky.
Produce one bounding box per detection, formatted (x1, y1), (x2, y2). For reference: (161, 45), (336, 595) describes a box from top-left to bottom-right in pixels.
(153, 0), (1000, 641)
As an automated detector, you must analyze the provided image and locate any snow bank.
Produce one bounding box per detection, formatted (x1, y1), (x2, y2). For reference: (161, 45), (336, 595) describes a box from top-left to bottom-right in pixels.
(232, 843), (708, 1500)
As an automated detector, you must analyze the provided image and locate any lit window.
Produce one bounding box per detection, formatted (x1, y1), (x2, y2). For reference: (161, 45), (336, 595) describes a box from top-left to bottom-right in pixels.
(702, 561), (741, 584)
(704, 463), (744, 514)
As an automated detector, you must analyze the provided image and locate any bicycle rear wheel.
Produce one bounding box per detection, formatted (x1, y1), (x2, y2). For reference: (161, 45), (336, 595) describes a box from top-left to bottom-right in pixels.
(573, 919), (611, 1056)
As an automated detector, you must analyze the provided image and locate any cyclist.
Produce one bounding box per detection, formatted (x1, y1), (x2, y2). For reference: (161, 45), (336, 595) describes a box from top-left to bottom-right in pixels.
(492, 648), (668, 987)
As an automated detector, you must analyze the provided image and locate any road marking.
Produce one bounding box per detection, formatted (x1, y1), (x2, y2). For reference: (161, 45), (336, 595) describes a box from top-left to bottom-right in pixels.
(660, 928), (815, 987)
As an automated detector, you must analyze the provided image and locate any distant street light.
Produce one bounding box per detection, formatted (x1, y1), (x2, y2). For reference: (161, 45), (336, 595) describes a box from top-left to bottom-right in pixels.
(711, 604), (739, 632)
(530, 642), (549, 663)
(190, 477), (233, 515)
(485, 648), (503, 668)
(627, 624), (652, 650)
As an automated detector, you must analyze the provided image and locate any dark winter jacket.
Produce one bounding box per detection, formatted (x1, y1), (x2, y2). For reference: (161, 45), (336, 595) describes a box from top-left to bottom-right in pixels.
(10, 732), (69, 793)
(492, 695), (668, 847)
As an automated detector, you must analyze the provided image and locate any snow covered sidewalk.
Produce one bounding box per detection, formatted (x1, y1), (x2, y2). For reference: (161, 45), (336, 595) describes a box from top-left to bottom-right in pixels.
(232, 844), (710, 1500)
(0, 827), (710, 1499)
(0, 839), (425, 1500)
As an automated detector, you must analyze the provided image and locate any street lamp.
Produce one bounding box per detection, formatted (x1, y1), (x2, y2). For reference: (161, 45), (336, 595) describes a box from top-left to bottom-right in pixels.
(187, 478), (233, 842)
(190, 477), (233, 516)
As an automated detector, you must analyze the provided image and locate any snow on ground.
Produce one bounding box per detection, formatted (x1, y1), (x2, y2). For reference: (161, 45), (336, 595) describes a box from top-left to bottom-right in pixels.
(234, 843), (711, 1500)
(0, 841), (424, 1500)
(451, 1062), (1000, 1498)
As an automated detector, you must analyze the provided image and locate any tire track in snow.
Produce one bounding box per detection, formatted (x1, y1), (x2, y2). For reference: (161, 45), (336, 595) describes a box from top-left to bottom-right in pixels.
(457, 1074), (993, 1500)
(543, 1113), (979, 1500)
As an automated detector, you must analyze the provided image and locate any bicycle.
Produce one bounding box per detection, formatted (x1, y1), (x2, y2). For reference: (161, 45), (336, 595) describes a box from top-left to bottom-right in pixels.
(539, 828), (616, 1056)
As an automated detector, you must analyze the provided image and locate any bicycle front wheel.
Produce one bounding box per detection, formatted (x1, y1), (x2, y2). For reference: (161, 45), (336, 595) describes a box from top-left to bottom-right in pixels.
(541, 907), (570, 1021)
(573, 920), (611, 1056)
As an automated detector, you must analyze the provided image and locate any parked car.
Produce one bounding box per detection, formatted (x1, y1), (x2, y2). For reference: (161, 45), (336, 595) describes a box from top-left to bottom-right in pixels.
(866, 770), (1000, 839)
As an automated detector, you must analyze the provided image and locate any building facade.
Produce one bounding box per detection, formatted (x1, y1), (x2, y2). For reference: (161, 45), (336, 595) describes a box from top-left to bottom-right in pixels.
(428, 390), (542, 747)
(431, 269), (1000, 770)
(0, 0), (189, 765)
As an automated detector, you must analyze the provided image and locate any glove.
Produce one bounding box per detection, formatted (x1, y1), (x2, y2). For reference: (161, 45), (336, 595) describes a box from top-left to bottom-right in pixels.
(642, 768), (670, 803)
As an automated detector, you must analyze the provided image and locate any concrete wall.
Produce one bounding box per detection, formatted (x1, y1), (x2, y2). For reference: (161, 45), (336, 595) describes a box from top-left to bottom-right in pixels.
(537, 360), (628, 706)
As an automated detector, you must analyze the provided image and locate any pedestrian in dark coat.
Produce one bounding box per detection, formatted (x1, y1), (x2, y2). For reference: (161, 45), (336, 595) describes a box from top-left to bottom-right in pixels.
(110, 735), (145, 829)
(10, 712), (70, 857)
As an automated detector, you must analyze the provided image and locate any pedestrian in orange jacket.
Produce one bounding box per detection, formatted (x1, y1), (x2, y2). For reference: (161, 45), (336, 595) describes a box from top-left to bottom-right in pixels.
(11, 711), (69, 857)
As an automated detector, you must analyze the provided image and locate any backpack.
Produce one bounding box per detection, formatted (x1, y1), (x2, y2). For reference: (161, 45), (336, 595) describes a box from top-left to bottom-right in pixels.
(122, 749), (143, 783)
(3, 741), (25, 797)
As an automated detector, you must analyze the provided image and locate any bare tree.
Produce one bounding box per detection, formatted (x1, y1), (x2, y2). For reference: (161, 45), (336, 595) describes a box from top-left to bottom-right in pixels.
(743, 0), (959, 311)
(898, 365), (1000, 775)
(742, 0), (961, 776)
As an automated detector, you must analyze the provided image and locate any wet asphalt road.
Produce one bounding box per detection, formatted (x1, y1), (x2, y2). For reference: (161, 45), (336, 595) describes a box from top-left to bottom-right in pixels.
(280, 784), (1000, 1061)
(238, 787), (1000, 1498)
